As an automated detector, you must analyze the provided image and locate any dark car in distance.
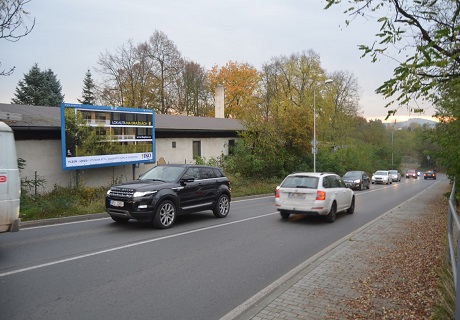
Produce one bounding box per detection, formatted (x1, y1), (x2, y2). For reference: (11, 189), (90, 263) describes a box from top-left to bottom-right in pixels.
(342, 171), (370, 190)
(106, 164), (231, 229)
(424, 171), (437, 180)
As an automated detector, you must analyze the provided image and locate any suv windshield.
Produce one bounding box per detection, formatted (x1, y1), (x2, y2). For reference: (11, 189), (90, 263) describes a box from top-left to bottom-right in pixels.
(140, 166), (185, 182)
(281, 176), (319, 189)
(375, 171), (388, 175)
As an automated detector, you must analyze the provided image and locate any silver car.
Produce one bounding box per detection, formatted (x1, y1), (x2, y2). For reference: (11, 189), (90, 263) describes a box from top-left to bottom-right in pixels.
(388, 169), (401, 182)
(275, 172), (355, 223)
(371, 170), (392, 185)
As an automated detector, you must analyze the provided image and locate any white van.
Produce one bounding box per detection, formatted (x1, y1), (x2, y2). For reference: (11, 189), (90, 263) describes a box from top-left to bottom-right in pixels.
(0, 121), (20, 232)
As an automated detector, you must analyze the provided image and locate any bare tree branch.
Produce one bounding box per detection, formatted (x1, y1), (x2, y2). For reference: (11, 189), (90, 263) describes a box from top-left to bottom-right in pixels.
(1, 0), (35, 76)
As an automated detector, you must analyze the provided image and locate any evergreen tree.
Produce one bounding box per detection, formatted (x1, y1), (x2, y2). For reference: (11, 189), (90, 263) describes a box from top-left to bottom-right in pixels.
(12, 63), (64, 107)
(43, 68), (64, 106)
(77, 69), (96, 105)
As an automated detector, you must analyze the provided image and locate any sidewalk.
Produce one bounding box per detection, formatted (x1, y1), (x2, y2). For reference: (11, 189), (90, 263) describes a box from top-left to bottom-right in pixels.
(223, 178), (449, 320)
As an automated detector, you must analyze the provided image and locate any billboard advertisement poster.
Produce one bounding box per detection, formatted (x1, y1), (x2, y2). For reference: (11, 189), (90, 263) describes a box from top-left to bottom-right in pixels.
(60, 103), (155, 170)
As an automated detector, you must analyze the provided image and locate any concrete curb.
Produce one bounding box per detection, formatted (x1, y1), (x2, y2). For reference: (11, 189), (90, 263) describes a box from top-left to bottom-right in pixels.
(19, 193), (274, 229)
(20, 212), (109, 228)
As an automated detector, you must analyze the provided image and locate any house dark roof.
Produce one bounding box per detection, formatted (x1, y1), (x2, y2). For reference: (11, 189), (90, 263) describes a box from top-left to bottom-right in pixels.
(0, 103), (244, 133)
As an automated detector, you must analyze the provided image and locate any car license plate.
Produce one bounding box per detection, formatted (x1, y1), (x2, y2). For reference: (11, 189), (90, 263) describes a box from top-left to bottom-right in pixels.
(110, 200), (124, 207)
(289, 192), (305, 199)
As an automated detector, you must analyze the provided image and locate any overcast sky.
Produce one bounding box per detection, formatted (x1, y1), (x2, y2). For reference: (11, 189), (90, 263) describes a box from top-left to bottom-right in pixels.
(0, 0), (436, 121)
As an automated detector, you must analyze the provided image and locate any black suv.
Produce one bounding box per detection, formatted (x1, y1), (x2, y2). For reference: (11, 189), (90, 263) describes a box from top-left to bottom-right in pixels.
(106, 164), (231, 229)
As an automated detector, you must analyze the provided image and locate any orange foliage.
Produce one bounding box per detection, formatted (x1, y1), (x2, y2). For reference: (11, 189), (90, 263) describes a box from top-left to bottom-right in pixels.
(208, 61), (259, 118)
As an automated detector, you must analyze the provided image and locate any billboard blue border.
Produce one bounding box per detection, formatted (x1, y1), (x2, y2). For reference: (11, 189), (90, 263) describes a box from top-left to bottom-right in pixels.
(60, 103), (156, 171)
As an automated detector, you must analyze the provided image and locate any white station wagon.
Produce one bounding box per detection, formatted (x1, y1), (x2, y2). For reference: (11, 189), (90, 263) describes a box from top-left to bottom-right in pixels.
(275, 172), (355, 223)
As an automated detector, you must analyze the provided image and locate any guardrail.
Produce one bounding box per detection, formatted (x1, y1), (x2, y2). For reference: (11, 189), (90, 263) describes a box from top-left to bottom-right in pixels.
(447, 179), (459, 319)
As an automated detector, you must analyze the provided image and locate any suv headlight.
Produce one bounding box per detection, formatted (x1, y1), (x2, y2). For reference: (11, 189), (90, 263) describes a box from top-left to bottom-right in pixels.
(133, 190), (158, 197)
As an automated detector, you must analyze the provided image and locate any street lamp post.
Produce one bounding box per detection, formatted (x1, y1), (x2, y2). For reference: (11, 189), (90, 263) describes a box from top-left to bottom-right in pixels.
(313, 79), (333, 172)
(391, 128), (402, 168)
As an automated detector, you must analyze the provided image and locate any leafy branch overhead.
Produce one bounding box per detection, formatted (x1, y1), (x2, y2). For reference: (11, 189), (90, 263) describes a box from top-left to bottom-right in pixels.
(326, 0), (460, 115)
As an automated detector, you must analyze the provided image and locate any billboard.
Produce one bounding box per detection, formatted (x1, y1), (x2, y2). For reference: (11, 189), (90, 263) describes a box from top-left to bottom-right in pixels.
(60, 103), (155, 170)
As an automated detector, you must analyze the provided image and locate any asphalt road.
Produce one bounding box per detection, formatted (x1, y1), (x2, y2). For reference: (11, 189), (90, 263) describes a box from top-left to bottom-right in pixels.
(0, 176), (438, 320)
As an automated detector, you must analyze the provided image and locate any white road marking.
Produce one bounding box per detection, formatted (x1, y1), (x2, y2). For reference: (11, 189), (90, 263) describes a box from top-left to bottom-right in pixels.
(0, 212), (278, 278)
(9, 181), (426, 277)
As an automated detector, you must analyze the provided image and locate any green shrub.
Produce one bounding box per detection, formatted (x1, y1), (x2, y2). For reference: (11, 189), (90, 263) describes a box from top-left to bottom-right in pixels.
(20, 185), (107, 221)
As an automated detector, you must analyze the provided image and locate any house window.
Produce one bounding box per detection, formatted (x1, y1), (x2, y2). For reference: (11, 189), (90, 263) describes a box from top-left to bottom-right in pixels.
(193, 141), (201, 159)
(228, 139), (235, 155)
(137, 113), (149, 123)
(137, 127), (148, 135)
(112, 127), (122, 139)
(80, 111), (92, 121)
(112, 112), (122, 122)
(172, 141), (176, 148)
(126, 113), (135, 122)
(96, 127), (107, 136)
(95, 112), (106, 123)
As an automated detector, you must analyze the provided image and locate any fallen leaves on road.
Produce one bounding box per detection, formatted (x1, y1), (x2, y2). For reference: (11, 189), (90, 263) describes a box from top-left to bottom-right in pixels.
(332, 194), (449, 319)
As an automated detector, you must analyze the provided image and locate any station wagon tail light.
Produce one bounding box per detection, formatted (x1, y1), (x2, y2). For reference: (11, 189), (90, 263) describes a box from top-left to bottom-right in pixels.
(316, 191), (326, 200)
(275, 186), (280, 198)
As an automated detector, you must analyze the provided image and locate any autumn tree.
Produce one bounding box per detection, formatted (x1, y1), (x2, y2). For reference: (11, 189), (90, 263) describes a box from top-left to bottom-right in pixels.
(208, 61), (259, 118)
(259, 51), (331, 156)
(325, 0), (460, 181)
(12, 63), (64, 107)
(325, 0), (460, 117)
(226, 52), (340, 175)
(0, 0), (35, 76)
(77, 69), (96, 105)
(431, 79), (460, 179)
(326, 70), (361, 144)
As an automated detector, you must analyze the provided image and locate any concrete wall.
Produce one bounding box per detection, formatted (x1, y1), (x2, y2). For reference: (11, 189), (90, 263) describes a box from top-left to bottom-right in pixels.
(156, 137), (231, 164)
(16, 137), (235, 194)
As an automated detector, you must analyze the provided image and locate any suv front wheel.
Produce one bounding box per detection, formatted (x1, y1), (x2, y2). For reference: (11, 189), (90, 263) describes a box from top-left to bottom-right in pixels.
(153, 200), (176, 229)
(213, 194), (230, 218)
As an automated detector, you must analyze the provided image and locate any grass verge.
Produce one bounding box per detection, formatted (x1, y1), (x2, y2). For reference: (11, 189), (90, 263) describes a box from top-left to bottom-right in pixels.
(19, 176), (281, 222)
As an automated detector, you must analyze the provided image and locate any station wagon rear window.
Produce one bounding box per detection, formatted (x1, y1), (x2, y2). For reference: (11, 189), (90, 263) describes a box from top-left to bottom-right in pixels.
(281, 176), (319, 189)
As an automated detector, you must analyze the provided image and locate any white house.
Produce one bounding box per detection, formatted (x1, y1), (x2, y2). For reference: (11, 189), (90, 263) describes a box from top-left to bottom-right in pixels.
(0, 103), (243, 193)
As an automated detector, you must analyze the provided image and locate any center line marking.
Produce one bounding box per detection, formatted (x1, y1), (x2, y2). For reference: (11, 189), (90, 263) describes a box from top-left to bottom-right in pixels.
(0, 212), (277, 278)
